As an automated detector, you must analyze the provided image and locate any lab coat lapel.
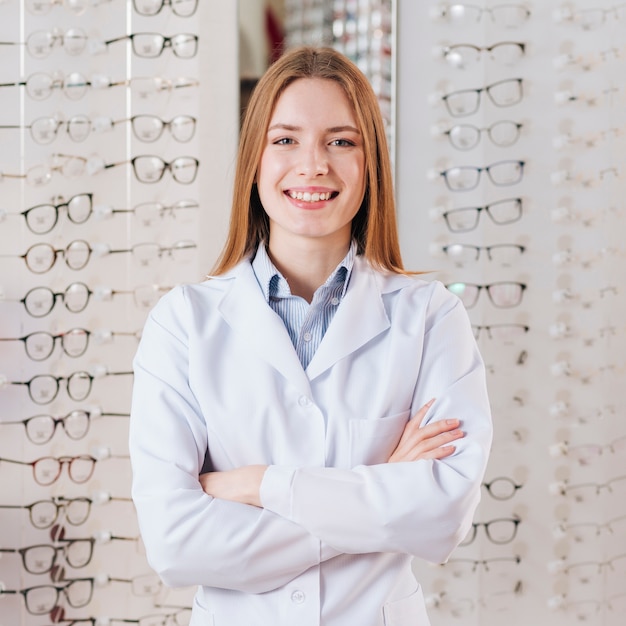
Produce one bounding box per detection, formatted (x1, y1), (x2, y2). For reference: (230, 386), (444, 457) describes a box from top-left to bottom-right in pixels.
(306, 256), (391, 380)
(216, 261), (312, 393)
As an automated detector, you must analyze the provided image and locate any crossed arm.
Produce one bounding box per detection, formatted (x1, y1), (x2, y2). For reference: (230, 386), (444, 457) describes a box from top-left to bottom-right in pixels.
(199, 398), (464, 507)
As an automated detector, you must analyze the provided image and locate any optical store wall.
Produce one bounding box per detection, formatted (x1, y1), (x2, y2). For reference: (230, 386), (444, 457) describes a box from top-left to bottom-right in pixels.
(1, 1), (625, 626)
(396, 1), (626, 625)
(0, 2), (237, 625)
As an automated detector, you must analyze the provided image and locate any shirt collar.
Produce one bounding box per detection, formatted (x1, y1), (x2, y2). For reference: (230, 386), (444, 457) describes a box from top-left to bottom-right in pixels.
(251, 241), (357, 303)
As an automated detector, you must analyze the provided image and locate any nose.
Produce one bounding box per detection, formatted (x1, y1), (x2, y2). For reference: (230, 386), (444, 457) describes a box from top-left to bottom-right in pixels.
(296, 143), (328, 176)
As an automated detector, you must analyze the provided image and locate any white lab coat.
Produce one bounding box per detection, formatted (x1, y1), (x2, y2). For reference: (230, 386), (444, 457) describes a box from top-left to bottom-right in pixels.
(129, 254), (492, 626)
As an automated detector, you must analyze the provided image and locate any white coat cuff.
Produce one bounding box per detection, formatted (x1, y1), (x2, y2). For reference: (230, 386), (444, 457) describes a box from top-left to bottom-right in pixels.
(260, 464), (295, 519)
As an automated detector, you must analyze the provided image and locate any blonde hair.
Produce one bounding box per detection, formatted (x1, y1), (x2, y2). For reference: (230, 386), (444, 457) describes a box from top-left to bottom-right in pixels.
(211, 46), (404, 275)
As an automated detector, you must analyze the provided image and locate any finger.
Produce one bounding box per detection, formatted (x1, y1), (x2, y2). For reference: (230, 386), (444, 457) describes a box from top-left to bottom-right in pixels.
(418, 444), (457, 461)
(390, 427), (464, 463)
(414, 398), (436, 427)
(399, 417), (461, 448)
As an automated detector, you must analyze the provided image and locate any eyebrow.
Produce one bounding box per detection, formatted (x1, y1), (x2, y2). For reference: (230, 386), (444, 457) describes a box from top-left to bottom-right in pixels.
(267, 123), (361, 134)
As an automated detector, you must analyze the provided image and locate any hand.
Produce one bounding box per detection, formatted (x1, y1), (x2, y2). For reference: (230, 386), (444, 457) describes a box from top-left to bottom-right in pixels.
(388, 399), (464, 463)
(199, 465), (267, 507)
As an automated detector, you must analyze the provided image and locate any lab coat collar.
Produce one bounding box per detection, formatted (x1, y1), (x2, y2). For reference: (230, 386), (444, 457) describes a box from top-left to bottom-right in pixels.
(216, 259), (312, 393)
(305, 255), (406, 380)
(215, 256), (413, 386)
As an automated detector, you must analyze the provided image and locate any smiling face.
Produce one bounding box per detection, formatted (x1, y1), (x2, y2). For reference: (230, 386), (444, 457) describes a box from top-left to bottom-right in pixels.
(256, 77), (366, 256)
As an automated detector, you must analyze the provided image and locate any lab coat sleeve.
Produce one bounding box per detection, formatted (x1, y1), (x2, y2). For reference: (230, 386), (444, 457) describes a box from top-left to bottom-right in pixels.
(129, 287), (340, 594)
(260, 281), (493, 564)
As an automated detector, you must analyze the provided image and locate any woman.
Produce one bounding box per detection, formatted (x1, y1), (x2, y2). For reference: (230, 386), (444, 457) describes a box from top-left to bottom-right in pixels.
(129, 46), (492, 626)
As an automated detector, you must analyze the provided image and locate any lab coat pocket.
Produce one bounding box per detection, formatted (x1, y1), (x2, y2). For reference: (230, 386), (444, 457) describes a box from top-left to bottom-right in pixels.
(349, 410), (410, 466)
(383, 582), (431, 625)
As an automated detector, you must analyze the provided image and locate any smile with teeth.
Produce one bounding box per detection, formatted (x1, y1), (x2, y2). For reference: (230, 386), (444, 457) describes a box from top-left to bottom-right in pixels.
(287, 190), (334, 202)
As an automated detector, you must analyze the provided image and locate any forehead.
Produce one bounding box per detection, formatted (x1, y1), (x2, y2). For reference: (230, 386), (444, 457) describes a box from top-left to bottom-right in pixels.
(269, 77), (357, 124)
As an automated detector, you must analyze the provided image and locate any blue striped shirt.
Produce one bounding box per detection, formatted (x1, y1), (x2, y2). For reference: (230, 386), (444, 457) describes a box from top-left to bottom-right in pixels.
(251, 242), (356, 369)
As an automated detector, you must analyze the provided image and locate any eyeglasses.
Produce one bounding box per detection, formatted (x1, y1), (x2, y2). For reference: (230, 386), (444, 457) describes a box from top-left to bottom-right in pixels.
(434, 120), (523, 150)
(438, 556), (521, 579)
(0, 113), (195, 145)
(438, 242), (526, 266)
(0, 527), (95, 574)
(0, 454), (97, 485)
(1, 115), (91, 144)
(549, 402), (616, 423)
(551, 246), (625, 270)
(553, 4), (626, 31)
(40, 608), (193, 626)
(553, 514), (626, 544)
(25, 0), (111, 16)
(430, 3), (531, 29)
(9, 193), (93, 234)
(549, 359), (623, 385)
(446, 281), (527, 308)
(2, 238), (197, 273)
(553, 46), (621, 72)
(87, 114), (197, 143)
(2, 368), (132, 404)
(101, 572), (163, 597)
(554, 84), (624, 108)
(438, 78), (523, 117)
(482, 477), (524, 500)
(0, 72), (198, 101)
(432, 160), (525, 191)
(552, 284), (618, 308)
(0, 493), (131, 529)
(0, 497), (92, 529)
(0, 408), (129, 444)
(549, 552), (626, 585)
(549, 474), (626, 503)
(427, 582), (523, 617)
(97, 198), (199, 227)
(0, 28), (87, 58)
(435, 41), (526, 68)
(549, 434), (626, 466)
(0, 327), (140, 361)
(549, 592), (626, 622)
(554, 123), (626, 151)
(460, 515), (521, 546)
(0, 578), (93, 614)
(438, 197), (523, 232)
(0, 72), (95, 100)
(89, 154), (200, 184)
(97, 33), (198, 58)
(133, 0), (199, 17)
(551, 165), (623, 189)
(1, 154), (88, 187)
(10, 281), (172, 317)
(0, 194), (197, 234)
(472, 324), (530, 342)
